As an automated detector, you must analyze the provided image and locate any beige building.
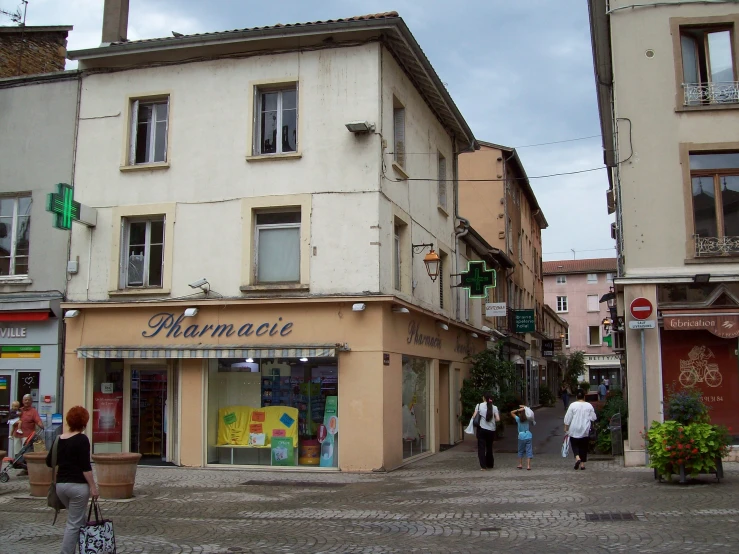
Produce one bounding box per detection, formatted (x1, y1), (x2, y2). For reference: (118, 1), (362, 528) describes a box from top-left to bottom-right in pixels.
(459, 141), (549, 405)
(589, 0), (739, 465)
(60, 4), (486, 471)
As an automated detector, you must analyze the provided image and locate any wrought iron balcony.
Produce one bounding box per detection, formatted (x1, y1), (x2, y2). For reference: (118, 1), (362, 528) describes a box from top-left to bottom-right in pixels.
(683, 82), (739, 106)
(695, 235), (739, 257)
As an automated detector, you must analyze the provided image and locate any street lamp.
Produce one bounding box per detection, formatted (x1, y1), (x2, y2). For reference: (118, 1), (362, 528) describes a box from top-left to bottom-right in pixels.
(602, 317), (612, 335)
(412, 243), (441, 282)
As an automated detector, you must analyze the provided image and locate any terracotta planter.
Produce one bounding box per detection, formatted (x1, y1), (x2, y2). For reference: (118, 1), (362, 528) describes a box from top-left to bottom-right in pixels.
(25, 451), (52, 497)
(92, 453), (142, 499)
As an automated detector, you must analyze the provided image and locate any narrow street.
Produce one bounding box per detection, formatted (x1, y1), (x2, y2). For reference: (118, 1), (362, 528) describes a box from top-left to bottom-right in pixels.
(2, 410), (736, 554)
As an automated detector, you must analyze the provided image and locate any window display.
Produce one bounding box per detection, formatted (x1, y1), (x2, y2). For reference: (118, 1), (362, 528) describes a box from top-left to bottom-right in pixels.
(207, 357), (338, 467)
(402, 356), (430, 459)
(91, 360), (124, 454)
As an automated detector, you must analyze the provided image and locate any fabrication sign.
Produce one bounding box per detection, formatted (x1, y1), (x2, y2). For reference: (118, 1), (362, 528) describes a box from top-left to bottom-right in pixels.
(513, 309), (535, 334)
(142, 312), (294, 340)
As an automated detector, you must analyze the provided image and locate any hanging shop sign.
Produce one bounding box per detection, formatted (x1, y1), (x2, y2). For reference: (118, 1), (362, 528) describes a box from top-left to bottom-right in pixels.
(459, 261), (496, 299)
(142, 312), (294, 340)
(485, 302), (507, 317)
(542, 340), (554, 357)
(663, 314), (739, 339)
(513, 310), (535, 334)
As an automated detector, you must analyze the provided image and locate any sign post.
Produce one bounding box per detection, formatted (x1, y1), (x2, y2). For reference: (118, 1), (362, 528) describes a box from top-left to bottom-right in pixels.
(630, 297), (654, 466)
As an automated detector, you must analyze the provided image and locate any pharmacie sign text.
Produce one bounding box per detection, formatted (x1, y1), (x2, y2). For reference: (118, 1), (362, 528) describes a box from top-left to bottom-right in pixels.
(142, 312), (293, 339)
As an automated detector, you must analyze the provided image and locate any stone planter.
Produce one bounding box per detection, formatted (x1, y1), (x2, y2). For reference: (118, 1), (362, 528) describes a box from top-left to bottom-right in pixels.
(25, 451), (52, 497)
(92, 453), (142, 499)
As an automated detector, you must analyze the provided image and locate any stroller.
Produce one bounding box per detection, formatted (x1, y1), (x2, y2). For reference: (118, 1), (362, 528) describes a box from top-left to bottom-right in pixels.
(0, 430), (39, 483)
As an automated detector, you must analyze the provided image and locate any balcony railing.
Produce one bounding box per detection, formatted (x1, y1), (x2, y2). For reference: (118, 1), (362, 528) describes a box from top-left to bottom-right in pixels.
(695, 235), (739, 257)
(683, 82), (739, 106)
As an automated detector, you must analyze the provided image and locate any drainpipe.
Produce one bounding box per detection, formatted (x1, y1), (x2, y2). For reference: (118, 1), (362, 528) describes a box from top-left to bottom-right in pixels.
(453, 138), (472, 321)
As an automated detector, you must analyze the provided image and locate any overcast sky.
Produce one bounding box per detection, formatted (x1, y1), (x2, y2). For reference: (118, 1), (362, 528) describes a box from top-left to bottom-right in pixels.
(8, 0), (616, 262)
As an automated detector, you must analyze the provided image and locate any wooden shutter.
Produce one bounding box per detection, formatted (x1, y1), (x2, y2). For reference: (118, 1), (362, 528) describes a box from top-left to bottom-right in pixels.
(129, 100), (139, 165)
(393, 108), (405, 167)
(438, 155), (447, 209)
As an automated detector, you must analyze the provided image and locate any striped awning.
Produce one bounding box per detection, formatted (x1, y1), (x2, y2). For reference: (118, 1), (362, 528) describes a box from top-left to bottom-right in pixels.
(76, 345), (337, 359)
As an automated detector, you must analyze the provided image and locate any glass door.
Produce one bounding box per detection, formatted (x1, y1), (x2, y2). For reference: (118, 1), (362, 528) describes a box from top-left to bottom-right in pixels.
(130, 368), (167, 462)
(0, 373), (12, 455)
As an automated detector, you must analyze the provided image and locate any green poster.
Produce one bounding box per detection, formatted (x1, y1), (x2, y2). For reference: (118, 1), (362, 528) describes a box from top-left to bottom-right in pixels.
(271, 437), (295, 466)
(320, 396), (338, 467)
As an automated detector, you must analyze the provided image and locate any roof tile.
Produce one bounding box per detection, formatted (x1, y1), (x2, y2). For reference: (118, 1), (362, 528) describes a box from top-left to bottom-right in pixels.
(543, 258), (617, 275)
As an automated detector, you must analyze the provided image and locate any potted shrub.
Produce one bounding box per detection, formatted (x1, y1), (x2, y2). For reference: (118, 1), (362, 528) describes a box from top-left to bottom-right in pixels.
(646, 387), (731, 484)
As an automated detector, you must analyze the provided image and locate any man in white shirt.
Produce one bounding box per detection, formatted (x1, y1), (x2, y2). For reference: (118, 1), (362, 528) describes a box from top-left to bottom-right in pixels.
(564, 390), (597, 470)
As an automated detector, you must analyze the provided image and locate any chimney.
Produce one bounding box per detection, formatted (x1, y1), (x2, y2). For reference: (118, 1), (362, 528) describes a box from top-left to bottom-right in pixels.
(101, 0), (129, 44)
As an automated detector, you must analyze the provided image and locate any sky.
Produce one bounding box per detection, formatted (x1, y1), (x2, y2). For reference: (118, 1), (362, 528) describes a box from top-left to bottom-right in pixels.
(5, 0), (616, 262)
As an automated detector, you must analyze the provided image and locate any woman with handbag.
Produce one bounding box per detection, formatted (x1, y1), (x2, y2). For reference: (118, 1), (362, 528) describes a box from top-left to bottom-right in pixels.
(46, 406), (100, 554)
(472, 393), (500, 470)
(563, 390), (597, 470)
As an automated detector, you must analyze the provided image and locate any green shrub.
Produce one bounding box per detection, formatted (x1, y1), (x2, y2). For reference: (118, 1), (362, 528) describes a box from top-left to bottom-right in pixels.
(539, 385), (555, 407)
(646, 420), (731, 478)
(593, 390), (628, 454)
(663, 386), (709, 425)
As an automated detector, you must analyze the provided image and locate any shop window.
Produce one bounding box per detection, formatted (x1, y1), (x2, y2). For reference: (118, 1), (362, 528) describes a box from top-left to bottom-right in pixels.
(207, 357), (338, 467)
(121, 217), (165, 288)
(402, 356), (430, 459)
(0, 195), (31, 277)
(255, 211), (301, 283)
(91, 360), (124, 454)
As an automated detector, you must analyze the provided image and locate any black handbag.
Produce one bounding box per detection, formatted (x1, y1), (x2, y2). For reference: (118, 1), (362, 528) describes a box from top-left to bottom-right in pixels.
(473, 404), (482, 427)
(47, 437), (65, 525)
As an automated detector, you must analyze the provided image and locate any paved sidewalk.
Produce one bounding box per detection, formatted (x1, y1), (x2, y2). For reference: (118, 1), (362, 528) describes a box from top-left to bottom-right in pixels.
(2, 443), (738, 553)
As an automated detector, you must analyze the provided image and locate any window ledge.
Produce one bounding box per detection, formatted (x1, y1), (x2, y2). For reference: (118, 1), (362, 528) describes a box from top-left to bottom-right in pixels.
(676, 103), (739, 113)
(240, 284), (309, 293)
(246, 152), (302, 162)
(437, 204), (449, 217)
(119, 162), (170, 172)
(109, 288), (171, 297)
(685, 256), (739, 264)
(0, 277), (32, 286)
(391, 161), (409, 180)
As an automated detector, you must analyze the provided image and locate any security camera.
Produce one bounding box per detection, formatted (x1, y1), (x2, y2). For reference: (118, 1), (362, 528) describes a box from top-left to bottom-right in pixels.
(188, 278), (209, 289)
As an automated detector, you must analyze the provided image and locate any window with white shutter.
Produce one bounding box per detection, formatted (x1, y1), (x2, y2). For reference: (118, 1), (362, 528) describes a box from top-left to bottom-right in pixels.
(587, 294), (599, 312)
(393, 102), (406, 168)
(437, 153), (447, 210)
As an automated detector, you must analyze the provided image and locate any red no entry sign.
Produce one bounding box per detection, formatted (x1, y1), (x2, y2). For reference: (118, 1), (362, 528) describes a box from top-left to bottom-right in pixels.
(630, 297), (653, 320)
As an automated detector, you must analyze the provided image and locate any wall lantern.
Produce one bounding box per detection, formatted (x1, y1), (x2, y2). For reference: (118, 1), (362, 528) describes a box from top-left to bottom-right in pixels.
(412, 243), (441, 282)
(602, 317), (612, 335)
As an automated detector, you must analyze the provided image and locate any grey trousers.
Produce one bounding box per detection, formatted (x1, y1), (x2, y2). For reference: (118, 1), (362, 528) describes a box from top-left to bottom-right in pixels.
(56, 482), (90, 554)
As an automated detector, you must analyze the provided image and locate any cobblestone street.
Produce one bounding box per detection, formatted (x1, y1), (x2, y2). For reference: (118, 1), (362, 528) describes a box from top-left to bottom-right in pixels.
(2, 408), (737, 554)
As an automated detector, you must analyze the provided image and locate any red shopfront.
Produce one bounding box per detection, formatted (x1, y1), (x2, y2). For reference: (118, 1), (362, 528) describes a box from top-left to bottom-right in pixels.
(661, 312), (739, 435)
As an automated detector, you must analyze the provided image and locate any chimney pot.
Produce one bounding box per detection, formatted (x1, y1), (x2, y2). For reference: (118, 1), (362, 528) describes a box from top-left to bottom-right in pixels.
(102, 0), (130, 44)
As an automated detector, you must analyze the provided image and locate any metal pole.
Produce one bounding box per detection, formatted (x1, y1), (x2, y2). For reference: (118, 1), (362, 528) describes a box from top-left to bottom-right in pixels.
(641, 328), (649, 466)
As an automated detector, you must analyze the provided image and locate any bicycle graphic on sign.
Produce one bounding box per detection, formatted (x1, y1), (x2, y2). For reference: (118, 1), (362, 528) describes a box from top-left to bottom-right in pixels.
(679, 346), (723, 388)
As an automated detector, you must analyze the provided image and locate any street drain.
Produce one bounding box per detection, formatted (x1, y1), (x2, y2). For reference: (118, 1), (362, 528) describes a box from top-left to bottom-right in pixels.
(480, 527), (502, 532)
(585, 512), (637, 521)
(240, 480), (347, 488)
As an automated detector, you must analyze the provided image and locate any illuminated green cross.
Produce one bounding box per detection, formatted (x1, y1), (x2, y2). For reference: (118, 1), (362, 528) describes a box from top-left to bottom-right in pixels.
(46, 183), (80, 230)
(460, 261), (496, 298)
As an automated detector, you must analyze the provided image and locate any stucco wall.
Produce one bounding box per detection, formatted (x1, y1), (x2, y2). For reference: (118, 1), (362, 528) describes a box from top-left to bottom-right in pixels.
(609, 1), (739, 276)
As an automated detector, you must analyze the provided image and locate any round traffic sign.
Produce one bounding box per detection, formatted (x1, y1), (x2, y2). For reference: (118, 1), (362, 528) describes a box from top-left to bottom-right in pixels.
(630, 297), (653, 320)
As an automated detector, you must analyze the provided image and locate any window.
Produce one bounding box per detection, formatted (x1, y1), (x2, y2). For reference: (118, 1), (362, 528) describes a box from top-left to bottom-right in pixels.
(393, 100), (405, 168)
(121, 217), (164, 288)
(587, 273), (598, 283)
(565, 328), (570, 348)
(129, 98), (168, 165)
(402, 356), (430, 459)
(556, 296), (568, 313)
(588, 325), (601, 346)
(606, 272), (614, 282)
(437, 153), (447, 210)
(587, 294), (599, 312)
(680, 26), (737, 106)
(556, 275), (566, 284)
(690, 152), (739, 255)
(0, 196), (30, 277)
(518, 232), (523, 263)
(255, 211), (300, 283)
(255, 86), (297, 155)
(394, 224), (401, 291)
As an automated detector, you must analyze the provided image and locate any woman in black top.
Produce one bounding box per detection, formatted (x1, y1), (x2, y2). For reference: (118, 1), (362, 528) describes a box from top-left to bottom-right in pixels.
(46, 406), (99, 554)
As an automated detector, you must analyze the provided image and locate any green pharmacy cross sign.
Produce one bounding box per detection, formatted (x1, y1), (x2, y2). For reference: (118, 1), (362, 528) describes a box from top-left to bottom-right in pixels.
(46, 183), (81, 230)
(459, 261), (496, 298)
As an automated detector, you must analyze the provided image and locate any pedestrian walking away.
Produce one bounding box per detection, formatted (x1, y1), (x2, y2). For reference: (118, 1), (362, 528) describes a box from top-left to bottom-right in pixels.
(472, 393), (500, 470)
(511, 405), (534, 470)
(598, 381), (607, 402)
(563, 390), (597, 470)
(559, 384), (570, 410)
(46, 406), (100, 554)
(603, 377), (610, 391)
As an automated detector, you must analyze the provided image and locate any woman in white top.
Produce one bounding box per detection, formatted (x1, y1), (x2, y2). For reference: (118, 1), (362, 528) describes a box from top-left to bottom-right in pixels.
(563, 390), (597, 470)
(472, 393), (500, 470)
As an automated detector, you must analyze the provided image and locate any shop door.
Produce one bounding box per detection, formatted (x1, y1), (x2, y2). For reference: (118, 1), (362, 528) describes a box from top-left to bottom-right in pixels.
(452, 368), (461, 444)
(439, 364), (450, 446)
(130, 368), (167, 462)
(0, 373), (12, 454)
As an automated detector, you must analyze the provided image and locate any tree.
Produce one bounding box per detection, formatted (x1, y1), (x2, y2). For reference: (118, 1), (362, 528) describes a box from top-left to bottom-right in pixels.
(558, 350), (587, 394)
(459, 345), (517, 425)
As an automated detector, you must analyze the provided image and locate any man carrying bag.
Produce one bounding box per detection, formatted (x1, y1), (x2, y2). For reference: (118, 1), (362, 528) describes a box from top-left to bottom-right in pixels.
(79, 498), (116, 554)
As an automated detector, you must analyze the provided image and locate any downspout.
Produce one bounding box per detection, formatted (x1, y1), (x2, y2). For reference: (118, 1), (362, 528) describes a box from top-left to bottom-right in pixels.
(454, 138), (471, 321)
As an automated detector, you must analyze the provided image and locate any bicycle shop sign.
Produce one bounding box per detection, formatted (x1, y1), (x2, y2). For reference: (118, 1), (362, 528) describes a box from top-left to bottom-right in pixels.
(663, 314), (739, 339)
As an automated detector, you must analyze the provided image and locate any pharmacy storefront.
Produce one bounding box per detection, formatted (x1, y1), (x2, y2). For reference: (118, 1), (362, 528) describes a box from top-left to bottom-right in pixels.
(62, 298), (484, 471)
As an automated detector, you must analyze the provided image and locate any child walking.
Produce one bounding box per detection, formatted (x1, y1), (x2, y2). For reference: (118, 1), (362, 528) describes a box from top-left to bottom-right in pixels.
(511, 406), (533, 470)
